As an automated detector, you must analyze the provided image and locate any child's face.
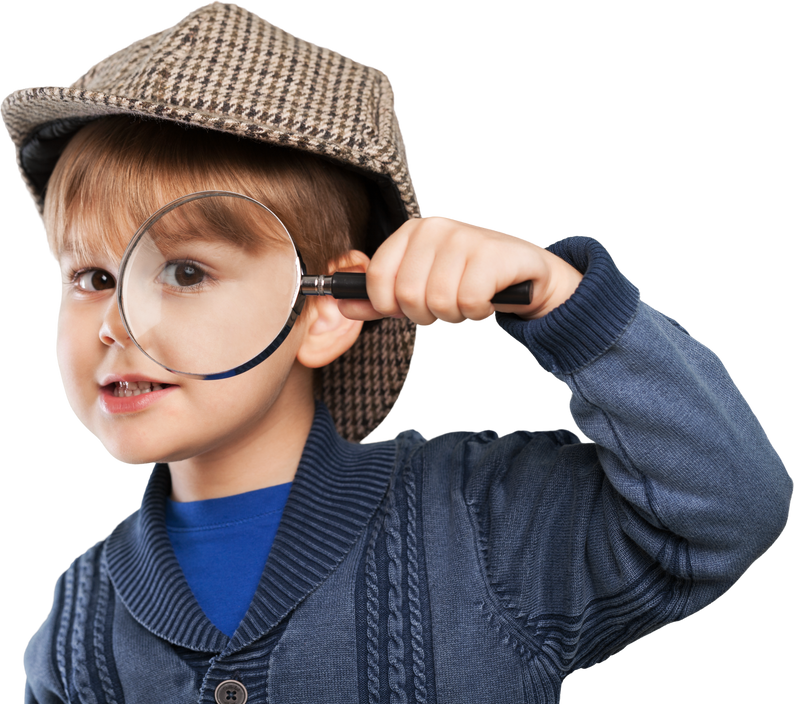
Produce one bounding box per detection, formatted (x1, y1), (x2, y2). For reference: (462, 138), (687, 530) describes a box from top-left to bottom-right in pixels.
(55, 214), (310, 466)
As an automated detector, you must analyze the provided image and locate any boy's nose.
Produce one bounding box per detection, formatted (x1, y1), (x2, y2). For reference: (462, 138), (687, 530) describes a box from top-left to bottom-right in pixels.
(99, 299), (131, 347)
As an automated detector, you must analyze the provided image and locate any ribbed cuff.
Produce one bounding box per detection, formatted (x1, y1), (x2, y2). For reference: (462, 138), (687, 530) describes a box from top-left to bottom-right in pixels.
(496, 237), (639, 374)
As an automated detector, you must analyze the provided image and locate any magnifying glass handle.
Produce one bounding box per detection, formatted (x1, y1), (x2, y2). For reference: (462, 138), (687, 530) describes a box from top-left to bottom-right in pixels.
(301, 272), (533, 305)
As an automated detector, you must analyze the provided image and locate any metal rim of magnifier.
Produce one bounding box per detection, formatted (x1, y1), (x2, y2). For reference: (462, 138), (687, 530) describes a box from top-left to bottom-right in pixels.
(117, 190), (305, 380)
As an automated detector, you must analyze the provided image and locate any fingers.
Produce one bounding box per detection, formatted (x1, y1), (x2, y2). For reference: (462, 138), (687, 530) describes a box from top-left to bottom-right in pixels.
(391, 229), (442, 325)
(428, 245), (513, 322)
(365, 218), (505, 325)
(366, 219), (446, 324)
(347, 216), (575, 325)
(364, 224), (411, 319)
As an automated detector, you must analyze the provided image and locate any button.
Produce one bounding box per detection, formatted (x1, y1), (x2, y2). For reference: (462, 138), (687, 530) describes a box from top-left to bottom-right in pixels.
(214, 680), (248, 704)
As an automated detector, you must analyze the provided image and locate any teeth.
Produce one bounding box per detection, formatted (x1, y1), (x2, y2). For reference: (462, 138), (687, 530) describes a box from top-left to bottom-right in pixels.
(113, 381), (165, 398)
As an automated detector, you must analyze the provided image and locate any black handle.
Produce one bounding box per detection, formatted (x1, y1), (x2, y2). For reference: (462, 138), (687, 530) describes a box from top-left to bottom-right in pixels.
(329, 272), (532, 305)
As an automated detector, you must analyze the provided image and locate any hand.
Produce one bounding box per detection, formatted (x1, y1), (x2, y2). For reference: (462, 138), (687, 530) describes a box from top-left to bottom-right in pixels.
(337, 217), (583, 324)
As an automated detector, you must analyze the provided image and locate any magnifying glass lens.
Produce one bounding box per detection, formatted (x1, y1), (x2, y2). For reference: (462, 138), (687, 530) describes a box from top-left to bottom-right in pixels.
(119, 193), (301, 378)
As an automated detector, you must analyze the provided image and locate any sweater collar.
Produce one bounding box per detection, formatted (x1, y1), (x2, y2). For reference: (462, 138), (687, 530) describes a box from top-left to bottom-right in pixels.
(104, 402), (397, 653)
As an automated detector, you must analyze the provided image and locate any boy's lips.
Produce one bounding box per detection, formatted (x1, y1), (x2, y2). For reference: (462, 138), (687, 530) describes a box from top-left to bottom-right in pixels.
(99, 384), (177, 414)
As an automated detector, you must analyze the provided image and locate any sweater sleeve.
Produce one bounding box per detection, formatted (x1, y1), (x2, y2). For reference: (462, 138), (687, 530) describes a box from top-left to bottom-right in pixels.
(468, 237), (792, 673)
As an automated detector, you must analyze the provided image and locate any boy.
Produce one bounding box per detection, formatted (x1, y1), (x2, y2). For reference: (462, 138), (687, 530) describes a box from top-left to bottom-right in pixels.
(2, 3), (790, 703)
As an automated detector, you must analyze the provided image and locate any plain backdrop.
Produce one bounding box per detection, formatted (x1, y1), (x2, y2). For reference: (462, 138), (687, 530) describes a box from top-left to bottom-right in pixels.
(9, 1), (791, 704)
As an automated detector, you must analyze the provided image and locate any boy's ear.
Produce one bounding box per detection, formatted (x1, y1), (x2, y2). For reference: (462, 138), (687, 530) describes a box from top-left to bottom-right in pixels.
(296, 250), (370, 369)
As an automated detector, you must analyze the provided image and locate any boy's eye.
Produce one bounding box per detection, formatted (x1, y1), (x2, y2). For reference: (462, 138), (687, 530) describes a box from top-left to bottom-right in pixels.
(160, 261), (207, 288)
(76, 269), (116, 292)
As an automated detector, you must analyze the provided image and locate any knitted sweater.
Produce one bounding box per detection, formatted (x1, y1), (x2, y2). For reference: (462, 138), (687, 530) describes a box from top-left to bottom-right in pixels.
(24, 238), (791, 704)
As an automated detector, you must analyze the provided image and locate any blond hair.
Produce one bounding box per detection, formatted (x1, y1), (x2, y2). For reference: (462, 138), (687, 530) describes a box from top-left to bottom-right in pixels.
(43, 116), (370, 274)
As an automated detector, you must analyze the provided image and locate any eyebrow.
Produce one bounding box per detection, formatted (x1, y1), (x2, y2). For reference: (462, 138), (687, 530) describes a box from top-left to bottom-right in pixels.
(58, 242), (94, 259)
(58, 241), (93, 256)
(58, 241), (81, 255)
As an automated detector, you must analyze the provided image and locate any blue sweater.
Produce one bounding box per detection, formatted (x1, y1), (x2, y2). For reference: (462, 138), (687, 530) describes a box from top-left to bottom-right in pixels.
(24, 238), (791, 704)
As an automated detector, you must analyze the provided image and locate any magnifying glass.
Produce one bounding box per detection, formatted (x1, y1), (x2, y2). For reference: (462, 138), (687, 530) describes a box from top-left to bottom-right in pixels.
(117, 191), (532, 380)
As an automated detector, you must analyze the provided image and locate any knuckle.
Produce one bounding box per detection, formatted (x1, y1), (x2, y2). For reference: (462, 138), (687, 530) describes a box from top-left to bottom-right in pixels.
(426, 292), (458, 318)
(458, 291), (492, 320)
(425, 291), (449, 310)
(397, 285), (425, 310)
(457, 290), (483, 311)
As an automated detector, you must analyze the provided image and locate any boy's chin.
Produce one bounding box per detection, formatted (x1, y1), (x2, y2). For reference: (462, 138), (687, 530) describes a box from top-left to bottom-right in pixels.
(105, 448), (169, 466)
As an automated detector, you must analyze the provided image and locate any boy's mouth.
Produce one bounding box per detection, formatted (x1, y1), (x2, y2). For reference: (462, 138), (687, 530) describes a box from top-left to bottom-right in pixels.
(98, 377), (178, 415)
(102, 381), (176, 396)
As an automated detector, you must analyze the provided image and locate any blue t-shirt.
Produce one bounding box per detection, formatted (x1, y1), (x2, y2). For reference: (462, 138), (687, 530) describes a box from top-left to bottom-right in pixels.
(165, 482), (292, 637)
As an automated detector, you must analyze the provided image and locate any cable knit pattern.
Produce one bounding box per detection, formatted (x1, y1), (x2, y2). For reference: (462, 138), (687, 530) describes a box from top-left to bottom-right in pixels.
(365, 511), (385, 704)
(404, 467), (428, 704)
(385, 489), (407, 704)
(355, 452), (437, 704)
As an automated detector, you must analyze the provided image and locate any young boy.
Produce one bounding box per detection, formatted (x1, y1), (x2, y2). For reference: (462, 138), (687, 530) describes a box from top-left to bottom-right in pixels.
(3, 3), (790, 703)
